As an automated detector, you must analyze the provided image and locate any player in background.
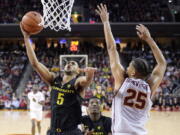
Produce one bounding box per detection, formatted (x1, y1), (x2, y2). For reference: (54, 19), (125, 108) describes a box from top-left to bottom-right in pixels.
(20, 24), (96, 135)
(81, 97), (112, 135)
(96, 4), (167, 135)
(28, 84), (45, 135)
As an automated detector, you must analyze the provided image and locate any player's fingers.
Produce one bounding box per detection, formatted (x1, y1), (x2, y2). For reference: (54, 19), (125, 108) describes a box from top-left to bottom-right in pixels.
(139, 24), (146, 31)
(137, 24), (141, 27)
(84, 67), (97, 72)
(104, 4), (108, 12)
(88, 67), (97, 70)
(137, 25), (144, 33)
(140, 24), (145, 28)
(101, 3), (107, 13)
(100, 3), (104, 9)
(100, 3), (105, 12)
(144, 26), (148, 32)
(97, 5), (102, 13)
(136, 24), (141, 29)
(136, 25), (140, 30)
(137, 31), (142, 38)
(136, 26), (141, 32)
(20, 22), (24, 31)
(90, 68), (97, 72)
(78, 68), (85, 73)
(20, 22), (22, 27)
(95, 9), (100, 15)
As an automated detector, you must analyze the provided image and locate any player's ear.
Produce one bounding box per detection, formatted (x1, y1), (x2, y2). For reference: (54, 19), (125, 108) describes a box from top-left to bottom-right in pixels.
(131, 70), (135, 76)
(131, 66), (136, 76)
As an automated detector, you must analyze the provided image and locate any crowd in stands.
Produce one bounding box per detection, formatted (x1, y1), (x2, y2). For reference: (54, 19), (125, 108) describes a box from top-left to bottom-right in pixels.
(84, 0), (172, 23)
(0, 0), (173, 24)
(0, 46), (27, 109)
(0, 38), (179, 111)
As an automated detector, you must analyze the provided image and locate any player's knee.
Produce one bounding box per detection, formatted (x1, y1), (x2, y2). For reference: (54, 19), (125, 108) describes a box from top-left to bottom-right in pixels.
(37, 122), (41, 126)
(31, 120), (35, 126)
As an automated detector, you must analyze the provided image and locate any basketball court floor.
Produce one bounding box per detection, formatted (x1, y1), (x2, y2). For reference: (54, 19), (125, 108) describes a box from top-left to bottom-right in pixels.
(0, 110), (179, 135)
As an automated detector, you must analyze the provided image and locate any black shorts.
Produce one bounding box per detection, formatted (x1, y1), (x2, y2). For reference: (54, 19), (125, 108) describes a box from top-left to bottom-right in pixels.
(47, 128), (82, 135)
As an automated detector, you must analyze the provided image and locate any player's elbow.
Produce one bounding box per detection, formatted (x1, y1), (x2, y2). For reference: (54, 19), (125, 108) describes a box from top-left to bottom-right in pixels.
(160, 59), (167, 68)
(107, 45), (116, 52)
(158, 63), (167, 73)
(163, 59), (167, 66)
(30, 61), (39, 68)
(157, 58), (167, 69)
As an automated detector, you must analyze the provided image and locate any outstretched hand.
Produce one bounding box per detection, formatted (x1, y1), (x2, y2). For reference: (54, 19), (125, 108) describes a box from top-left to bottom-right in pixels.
(95, 4), (109, 23)
(79, 67), (97, 74)
(136, 24), (152, 41)
(20, 22), (30, 38)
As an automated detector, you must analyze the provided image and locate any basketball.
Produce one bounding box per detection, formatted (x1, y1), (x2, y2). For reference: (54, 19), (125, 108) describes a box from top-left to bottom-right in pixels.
(21, 11), (43, 34)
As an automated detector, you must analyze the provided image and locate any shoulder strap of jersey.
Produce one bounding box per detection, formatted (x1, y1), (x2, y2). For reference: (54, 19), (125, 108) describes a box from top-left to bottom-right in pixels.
(51, 75), (62, 86)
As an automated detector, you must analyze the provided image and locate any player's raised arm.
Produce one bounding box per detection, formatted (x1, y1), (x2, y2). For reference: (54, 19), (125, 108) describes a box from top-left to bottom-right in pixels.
(136, 24), (167, 93)
(96, 4), (125, 90)
(20, 23), (54, 84)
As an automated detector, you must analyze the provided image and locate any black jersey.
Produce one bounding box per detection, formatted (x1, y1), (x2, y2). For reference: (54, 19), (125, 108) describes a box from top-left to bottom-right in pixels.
(50, 76), (82, 133)
(82, 115), (112, 135)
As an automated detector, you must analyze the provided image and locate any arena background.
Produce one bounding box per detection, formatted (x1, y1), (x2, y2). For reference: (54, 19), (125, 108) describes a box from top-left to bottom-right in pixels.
(0, 0), (180, 135)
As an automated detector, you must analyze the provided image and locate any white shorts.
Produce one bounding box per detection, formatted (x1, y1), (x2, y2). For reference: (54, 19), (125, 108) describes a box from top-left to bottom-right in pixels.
(30, 110), (43, 121)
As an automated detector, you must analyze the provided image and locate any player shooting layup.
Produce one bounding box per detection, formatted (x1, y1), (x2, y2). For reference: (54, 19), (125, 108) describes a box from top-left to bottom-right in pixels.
(20, 23), (96, 135)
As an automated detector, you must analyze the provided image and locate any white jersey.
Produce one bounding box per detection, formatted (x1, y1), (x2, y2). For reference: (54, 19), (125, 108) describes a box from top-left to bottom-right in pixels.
(28, 91), (45, 111)
(112, 78), (152, 135)
(81, 105), (88, 116)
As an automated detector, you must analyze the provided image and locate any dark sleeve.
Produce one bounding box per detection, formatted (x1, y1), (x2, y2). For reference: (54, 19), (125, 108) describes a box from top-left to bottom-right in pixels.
(81, 115), (88, 124)
(81, 116), (92, 132)
(50, 75), (61, 86)
(104, 117), (112, 133)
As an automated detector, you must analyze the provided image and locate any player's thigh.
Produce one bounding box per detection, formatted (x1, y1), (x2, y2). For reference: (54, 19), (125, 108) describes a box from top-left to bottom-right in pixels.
(30, 110), (36, 119)
(36, 111), (43, 121)
(30, 110), (43, 121)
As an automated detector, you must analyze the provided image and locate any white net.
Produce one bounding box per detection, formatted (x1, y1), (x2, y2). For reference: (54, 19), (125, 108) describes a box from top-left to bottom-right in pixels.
(41, 0), (75, 31)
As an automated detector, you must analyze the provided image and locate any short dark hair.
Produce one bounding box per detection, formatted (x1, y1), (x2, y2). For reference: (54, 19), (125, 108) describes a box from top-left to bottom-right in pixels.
(132, 58), (150, 78)
(89, 97), (101, 104)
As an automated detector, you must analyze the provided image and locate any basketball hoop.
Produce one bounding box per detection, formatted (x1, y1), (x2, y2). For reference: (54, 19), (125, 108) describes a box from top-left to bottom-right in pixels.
(40, 0), (75, 31)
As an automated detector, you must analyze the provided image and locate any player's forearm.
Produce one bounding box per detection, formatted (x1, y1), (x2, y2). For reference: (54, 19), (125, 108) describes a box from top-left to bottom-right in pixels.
(146, 38), (166, 66)
(38, 101), (44, 105)
(86, 73), (94, 85)
(83, 71), (94, 88)
(103, 22), (120, 64)
(24, 37), (39, 67)
(103, 21), (116, 51)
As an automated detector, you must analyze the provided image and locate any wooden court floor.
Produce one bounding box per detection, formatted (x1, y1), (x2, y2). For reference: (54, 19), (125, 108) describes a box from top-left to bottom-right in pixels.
(0, 110), (180, 135)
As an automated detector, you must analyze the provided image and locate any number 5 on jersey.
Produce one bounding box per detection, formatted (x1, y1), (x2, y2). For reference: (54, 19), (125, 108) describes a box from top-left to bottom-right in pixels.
(57, 93), (65, 105)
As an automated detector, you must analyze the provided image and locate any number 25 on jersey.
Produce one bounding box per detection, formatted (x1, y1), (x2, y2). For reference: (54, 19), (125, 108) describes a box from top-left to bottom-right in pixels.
(124, 89), (147, 109)
(57, 93), (64, 105)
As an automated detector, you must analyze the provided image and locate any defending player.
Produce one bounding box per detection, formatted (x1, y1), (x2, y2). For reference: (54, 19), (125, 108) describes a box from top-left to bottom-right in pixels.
(96, 4), (167, 135)
(20, 24), (96, 135)
(28, 84), (45, 135)
(81, 97), (112, 135)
